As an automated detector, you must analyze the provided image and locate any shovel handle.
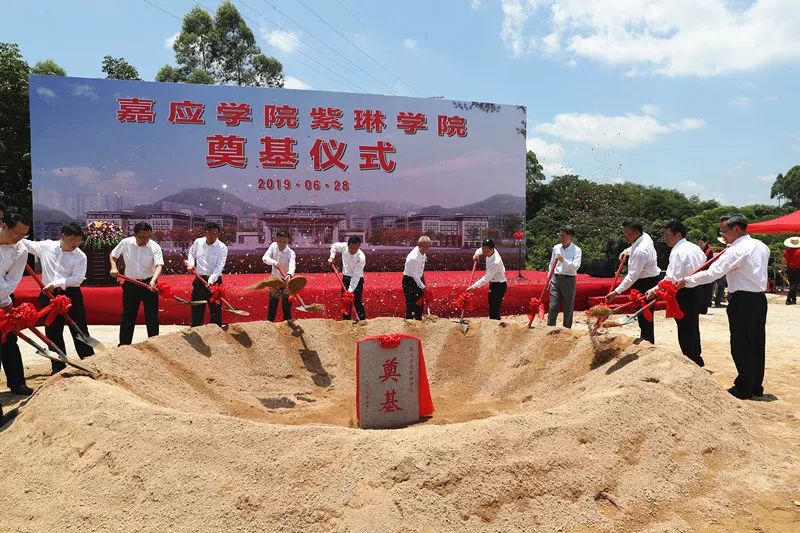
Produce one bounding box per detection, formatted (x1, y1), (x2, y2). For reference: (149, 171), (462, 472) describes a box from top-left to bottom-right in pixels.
(116, 273), (158, 292)
(25, 263), (87, 334)
(330, 263), (358, 320)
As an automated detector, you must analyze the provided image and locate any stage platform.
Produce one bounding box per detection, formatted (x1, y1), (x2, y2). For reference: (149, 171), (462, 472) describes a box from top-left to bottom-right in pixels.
(15, 271), (629, 325)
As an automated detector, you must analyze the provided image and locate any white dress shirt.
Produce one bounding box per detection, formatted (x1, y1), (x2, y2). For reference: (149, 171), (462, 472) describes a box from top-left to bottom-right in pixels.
(664, 238), (706, 282)
(329, 242), (366, 292)
(615, 233), (661, 294)
(0, 241), (28, 307)
(403, 246), (427, 289)
(551, 243), (582, 276)
(262, 242), (296, 277)
(187, 237), (228, 284)
(22, 239), (87, 289)
(111, 236), (164, 280)
(684, 234), (769, 293)
(469, 248), (507, 290)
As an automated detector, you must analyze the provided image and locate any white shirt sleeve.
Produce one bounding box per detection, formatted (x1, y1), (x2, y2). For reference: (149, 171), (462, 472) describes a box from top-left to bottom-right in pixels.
(330, 242), (345, 260)
(288, 248), (296, 276)
(152, 243), (164, 267)
(474, 247), (483, 259)
(21, 239), (44, 257)
(187, 239), (198, 269)
(469, 257), (498, 290)
(685, 252), (733, 287)
(0, 250), (27, 307)
(110, 239), (125, 259)
(208, 244), (227, 285)
(347, 252), (365, 292)
(262, 242), (276, 266)
(616, 250), (643, 294)
(60, 253), (87, 289)
(564, 246), (581, 270)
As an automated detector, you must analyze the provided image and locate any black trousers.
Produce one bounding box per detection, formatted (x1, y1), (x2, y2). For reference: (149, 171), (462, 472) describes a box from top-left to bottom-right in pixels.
(119, 278), (159, 346)
(700, 282), (713, 314)
(267, 288), (292, 322)
(37, 288), (95, 374)
(675, 286), (703, 366)
(714, 277), (727, 306)
(341, 276), (366, 320)
(1, 294), (26, 389)
(488, 281), (507, 320)
(727, 291), (767, 397)
(632, 276), (661, 344)
(786, 268), (800, 303)
(191, 275), (223, 327)
(402, 275), (424, 320)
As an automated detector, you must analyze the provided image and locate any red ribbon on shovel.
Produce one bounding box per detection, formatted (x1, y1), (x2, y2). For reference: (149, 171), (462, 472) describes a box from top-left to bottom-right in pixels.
(0, 303), (40, 341)
(40, 295), (72, 326)
(654, 280), (684, 320)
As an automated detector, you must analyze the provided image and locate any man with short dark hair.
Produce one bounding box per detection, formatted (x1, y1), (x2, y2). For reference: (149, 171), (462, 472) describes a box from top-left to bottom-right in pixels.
(23, 222), (95, 374)
(263, 230), (296, 322)
(0, 212), (33, 396)
(654, 220), (706, 366)
(678, 215), (770, 399)
(607, 219), (662, 343)
(467, 238), (507, 320)
(547, 226), (581, 328)
(329, 235), (366, 320)
(110, 222), (164, 345)
(402, 236), (431, 320)
(187, 222), (228, 327)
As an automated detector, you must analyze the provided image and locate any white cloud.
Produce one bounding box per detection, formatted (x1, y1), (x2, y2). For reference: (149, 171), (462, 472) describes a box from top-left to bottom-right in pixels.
(498, 0), (800, 77)
(36, 87), (56, 99)
(165, 32), (179, 50)
(764, 95), (778, 103)
(283, 76), (311, 90)
(678, 179), (705, 193)
(730, 96), (751, 108)
(726, 160), (749, 176)
(72, 84), (99, 102)
(403, 38), (417, 50)
(526, 136), (573, 175)
(533, 109), (705, 149)
(49, 167), (137, 194)
(262, 29), (301, 54)
(641, 104), (660, 116)
(471, 0), (483, 8)
(758, 173), (776, 183)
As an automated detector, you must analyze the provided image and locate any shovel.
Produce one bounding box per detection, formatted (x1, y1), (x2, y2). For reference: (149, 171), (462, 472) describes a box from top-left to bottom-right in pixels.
(189, 270), (249, 316)
(24, 264), (106, 351)
(527, 258), (557, 328)
(458, 259), (479, 333)
(274, 265), (324, 313)
(16, 329), (94, 375)
(116, 273), (207, 306)
(331, 263), (359, 322)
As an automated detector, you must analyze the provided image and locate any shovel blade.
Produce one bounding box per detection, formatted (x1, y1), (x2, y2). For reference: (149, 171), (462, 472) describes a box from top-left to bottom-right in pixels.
(226, 307), (250, 316)
(75, 331), (106, 351)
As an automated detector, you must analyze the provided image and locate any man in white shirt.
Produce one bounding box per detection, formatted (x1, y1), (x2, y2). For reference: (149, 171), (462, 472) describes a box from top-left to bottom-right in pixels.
(187, 222), (228, 327)
(467, 238), (507, 320)
(110, 222), (164, 346)
(262, 230), (296, 322)
(24, 222), (95, 374)
(402, 236), (430, 320)
(0, 212), (32, 396)
(329, 235), (366, 320)
(606, 219), (662, 344)
(651, 220), (706, 366)
(677, 215), (770, 399)
(547, 226), (582, 328)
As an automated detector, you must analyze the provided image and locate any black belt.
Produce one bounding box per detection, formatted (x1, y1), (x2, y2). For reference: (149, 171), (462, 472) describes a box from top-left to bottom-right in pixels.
(554, 274), (575, 277)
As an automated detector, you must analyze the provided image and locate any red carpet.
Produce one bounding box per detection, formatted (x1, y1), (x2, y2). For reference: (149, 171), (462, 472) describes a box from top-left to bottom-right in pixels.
(14, 271), (625, 325)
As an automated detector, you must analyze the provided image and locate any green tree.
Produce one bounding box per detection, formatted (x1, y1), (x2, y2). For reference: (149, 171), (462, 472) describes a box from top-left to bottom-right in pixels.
(0, 43), (32, 216)
(771, 166), (800, 206)
(30, 59), (66, 76)
(101, 55), (141, 80)
(157, 1), (284, 87)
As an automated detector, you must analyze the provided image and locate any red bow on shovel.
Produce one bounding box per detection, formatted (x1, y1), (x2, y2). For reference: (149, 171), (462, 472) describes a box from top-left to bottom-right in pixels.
(340, 291), (355, 316)
(527, 296), (545, 322)
(0, 303), (39, 342)
(208, 284), (226, 305)
(416, 288), (432, 307)
(628, 289), (654, 322)
(39, 295), (72, 326)
(654, 280), (684, 320)
(527, 258), (558, 328)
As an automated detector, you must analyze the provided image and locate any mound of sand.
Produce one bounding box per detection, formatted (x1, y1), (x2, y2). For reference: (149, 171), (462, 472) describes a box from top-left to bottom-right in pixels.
(0, 318), (793, 532)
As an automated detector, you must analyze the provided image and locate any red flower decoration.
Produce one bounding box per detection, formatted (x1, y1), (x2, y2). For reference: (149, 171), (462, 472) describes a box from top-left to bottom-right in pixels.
(514, 231), (524, 240)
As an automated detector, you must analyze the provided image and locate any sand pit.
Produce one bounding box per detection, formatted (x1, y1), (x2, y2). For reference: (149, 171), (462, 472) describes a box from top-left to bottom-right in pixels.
(1, 317), (798, 532)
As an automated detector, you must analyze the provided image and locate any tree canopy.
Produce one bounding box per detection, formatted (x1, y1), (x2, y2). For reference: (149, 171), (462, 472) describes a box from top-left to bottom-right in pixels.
(101, 55), (140, 80)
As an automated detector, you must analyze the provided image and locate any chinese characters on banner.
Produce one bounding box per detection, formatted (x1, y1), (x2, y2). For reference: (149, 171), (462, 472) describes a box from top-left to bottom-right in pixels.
(116, 98), (467, 173)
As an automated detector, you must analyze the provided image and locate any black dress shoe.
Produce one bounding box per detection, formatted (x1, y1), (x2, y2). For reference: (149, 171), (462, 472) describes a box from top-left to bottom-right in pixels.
(10, 385), (33, 396)
(727, 386), (752, 400)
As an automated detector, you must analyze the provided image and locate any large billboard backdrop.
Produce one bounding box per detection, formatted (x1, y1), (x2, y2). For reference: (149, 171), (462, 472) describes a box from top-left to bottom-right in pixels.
(29, 76), (526, 272)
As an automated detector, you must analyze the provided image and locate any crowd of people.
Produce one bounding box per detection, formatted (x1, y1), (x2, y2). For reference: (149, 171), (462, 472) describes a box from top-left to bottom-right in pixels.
(0, 205), (777, 422)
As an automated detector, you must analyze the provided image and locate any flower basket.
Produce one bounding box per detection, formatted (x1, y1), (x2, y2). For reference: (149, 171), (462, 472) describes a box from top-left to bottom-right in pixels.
(82, 221), (126, 286)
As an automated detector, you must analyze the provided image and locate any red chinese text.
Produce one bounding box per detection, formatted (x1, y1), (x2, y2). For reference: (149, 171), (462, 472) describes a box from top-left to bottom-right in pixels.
(117, 98), (155, 123)
(396, 112), (427, 134)
(359, 141), (396, 172)
(259, 136), (299, 169)
(264, 104), (299, 128)
(168, 100), (205, 124)
(310, 139), (348, 171)
(206, 134), (247, 169)
(379, 357), (401, 383)
(379, 389), (403, 413)
(354, 109), (386, 133)
(217, 102), (253, 126)
(309, 107), (344, 130)
(437, 114), (467, 137)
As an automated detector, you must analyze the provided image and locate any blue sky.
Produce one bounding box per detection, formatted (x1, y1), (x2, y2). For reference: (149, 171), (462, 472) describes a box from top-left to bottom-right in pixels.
(4, 0), (800, 206)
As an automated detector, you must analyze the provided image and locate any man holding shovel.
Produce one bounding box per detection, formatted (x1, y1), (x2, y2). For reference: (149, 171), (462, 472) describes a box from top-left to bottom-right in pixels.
(0, 212), (33, 396)
(187, 222), (228, 327)
(110, 222), (164, 345)
(547, 226), (582, 328)
(262, 230), (296, 322)
(402, 236), (430, 320)
(329, 235), (366, 321)
(606, 220), (662, 344)
(23, 222), (95, 374)
(467, 238), (507, 320)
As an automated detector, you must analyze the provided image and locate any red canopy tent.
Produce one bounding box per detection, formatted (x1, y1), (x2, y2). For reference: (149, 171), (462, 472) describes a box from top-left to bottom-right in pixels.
(747, 210), (800, 234)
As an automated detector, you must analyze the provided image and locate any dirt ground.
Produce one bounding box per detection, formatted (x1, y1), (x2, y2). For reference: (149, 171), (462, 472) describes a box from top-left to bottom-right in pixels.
(0, 294), (798, 532)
